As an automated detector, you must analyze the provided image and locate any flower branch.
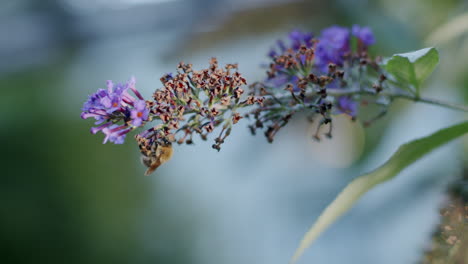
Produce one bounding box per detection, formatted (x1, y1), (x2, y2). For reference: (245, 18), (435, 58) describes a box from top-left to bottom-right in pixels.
(80, 24), (468, 174)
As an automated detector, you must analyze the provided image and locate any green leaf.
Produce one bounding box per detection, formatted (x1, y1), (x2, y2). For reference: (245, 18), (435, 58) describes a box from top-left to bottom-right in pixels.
(289, 121), (468, 264)
(383, 47), (439, 95)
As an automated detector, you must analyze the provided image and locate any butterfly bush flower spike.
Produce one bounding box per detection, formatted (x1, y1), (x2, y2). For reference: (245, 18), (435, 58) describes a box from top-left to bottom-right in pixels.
(81, 25), (443, 172)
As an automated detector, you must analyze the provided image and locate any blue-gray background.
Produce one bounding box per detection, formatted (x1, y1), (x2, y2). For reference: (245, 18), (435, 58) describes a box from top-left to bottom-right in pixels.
(2, 0), (468, 263)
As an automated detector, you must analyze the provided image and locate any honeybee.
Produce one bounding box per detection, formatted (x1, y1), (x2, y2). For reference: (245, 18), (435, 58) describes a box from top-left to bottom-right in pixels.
(139, 138), (173, 176)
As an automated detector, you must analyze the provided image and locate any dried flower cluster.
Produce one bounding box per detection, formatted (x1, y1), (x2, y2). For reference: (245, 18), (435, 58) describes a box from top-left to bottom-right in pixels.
(136, 58), (263, 152)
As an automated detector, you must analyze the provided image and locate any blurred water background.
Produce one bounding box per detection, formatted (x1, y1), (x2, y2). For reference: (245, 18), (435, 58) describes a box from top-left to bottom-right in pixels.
(2, 0), (468, 263)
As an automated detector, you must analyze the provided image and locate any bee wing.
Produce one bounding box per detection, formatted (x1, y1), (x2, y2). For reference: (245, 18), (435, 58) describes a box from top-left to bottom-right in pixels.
(144, 158), (162, 176)
(140, 155), (152, 167)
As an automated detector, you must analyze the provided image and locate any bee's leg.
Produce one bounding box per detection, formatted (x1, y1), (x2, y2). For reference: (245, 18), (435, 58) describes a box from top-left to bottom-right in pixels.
(312, 116), (331, 141)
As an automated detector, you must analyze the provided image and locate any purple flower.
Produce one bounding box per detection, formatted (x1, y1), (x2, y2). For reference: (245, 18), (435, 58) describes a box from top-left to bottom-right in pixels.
(268, 29), (314, 58)
(268, 49), (277, 59)
(266, 29), (314, 89)
(337, 96), (357, 117)
(131, 100), (149, 127)
(288, 29), (313, 51)
(126, 76), (145, 102)
(102, 125), (129, 144)
(277, 39), (287, 52)
(81, 77), (148, 144)
(315, 26), (350, 72)
(81, 81), (130, 121)
(90, 121), (112, 134)
(352, 25), (375, 46)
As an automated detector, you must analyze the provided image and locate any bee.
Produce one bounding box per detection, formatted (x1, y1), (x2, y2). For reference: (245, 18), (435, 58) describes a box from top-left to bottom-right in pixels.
(139, 137), (173, 176)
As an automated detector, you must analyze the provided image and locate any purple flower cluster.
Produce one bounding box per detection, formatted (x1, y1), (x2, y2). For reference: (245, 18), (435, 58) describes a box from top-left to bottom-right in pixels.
(265, 25), (376, 119)
(267, 29), (314, 90)
(269, 29), (313, 58)
(289, 30), (313, 51)
(81, 77), (149, 144)
(269, 30), (312, 58)
(315, 25), (375, 117)
(314, 26), (354, 116)
(315, 25), (375, 72)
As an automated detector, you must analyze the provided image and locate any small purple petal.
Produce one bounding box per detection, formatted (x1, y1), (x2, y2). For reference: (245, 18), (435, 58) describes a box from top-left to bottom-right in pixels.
(102, 125), (128, 144)
(337, 96), (357, 117)
(106, 80), (113, 92)
(352, 25), (375, 46)
(130, 100), (149, 127)
(289, 30), (303, 41)
(90, 122), (112, 134)
(81, 112), (96, 119)
(277, 40), (286, 52)
(134, 99), (146, 110)
(132, 118), (143, 127)
(268, 49), (277, 58)
(315, 26), (350, 72)
(287, 29), (314, 51)
(128, 77), (144, 100)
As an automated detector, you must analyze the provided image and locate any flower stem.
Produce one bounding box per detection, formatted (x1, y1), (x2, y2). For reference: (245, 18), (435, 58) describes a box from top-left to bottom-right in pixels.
(324, 88), (468, 112)
(401, 95), (468, 112)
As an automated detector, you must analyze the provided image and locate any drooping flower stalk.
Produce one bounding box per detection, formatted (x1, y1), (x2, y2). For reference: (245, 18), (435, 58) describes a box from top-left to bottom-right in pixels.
(80, 24), (468, 173)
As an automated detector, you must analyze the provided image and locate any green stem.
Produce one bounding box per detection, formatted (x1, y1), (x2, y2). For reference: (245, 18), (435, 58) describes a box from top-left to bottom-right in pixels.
(324, 88), (468, 112)
(404, 95), (468, 112)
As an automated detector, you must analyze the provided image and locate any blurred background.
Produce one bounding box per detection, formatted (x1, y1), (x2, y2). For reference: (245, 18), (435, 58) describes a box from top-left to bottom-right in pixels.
(2, 0), (468, 263)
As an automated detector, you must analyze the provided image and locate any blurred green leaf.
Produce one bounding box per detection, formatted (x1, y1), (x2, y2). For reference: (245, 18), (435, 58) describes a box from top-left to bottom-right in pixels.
(383, 47), (439, 95)
(289, 121), (468, 264)
(426, 12), (468, 45)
